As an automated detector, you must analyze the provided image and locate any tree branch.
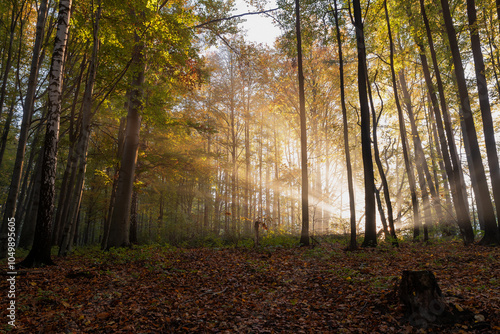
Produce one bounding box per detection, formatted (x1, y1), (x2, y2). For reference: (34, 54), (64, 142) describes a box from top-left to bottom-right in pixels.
(193, 8), (280, 29)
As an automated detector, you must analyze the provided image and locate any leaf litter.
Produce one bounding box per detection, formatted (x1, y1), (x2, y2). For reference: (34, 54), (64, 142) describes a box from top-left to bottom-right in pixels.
(1, 242), (498, 333)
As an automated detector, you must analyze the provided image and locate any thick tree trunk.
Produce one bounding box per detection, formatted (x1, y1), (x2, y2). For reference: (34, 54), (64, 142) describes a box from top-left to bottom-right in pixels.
(0, 0), (48, 259)
(353, 0), (376, 247)
(296, 0), (309, 246)
(106, 35), (145, 249)
(441, 0), (492, 244)
(466, 0), (500, 244)
(18, 0), (72, 268)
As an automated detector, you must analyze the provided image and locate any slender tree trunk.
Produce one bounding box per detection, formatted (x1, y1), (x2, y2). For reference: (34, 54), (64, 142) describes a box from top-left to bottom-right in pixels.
(466, 0), (500, 243)
(386, 0), (413, 243)
(398, 71), (431, 241)
(59, 3), (101, 256)
(0, 0), (25, 120)
(334, 0), (356, 249)
(0, 99), (15, 167)
(0, 0), (48, 259)
(441, 0), (491, 244)
(18, 0), (73, 268)
(367, 72), (398, 244)
(106, 34), (145, 249)
(53, 54), (88, 245)
(296, 0), (309, 246)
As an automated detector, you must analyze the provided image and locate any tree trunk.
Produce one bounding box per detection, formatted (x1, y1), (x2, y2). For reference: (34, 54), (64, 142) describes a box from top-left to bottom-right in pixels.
(18, 0), (72, 268)
(399, 270), (456, 326)
(466, 0), (500, 244)
(296, 0), (309, 246)
(59, 3), (101, 256)
(334, 0), (356, 249)
(384, 0), (419, 241)
(0, 0), (48, 259)
(18, 148), (44, 249)
(0, 0), (25, 120)
(367, 67), (398, 245)
(418, 0), (473, 240)
(398, 71), (432, 242)
(352, 0), (376, 247)
(440, 0), (492, 244)
(106, 34), (145, 249)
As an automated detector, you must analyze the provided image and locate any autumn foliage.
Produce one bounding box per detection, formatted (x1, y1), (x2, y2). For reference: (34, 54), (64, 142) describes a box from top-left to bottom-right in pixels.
(1, 241), (498, 333)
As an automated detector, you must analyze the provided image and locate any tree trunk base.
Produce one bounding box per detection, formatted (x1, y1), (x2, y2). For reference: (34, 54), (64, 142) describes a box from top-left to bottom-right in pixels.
(399, 270), (457, 328)
(398, 270), (476, 329)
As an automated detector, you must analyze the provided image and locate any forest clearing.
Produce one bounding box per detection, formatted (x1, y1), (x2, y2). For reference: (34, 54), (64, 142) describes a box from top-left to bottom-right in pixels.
(1, 241), (499, 333)
(1, 0), (500, 332)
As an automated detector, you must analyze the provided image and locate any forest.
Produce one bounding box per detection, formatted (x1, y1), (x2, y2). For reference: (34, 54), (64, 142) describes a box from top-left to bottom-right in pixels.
(0, 0), (499, 332)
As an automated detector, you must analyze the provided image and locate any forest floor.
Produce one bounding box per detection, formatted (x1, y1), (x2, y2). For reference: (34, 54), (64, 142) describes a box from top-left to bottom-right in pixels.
(1, 240), (499, 333)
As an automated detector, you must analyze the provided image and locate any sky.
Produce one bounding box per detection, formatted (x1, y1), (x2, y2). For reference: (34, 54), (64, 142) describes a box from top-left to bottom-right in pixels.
(233, 0), (281, 46)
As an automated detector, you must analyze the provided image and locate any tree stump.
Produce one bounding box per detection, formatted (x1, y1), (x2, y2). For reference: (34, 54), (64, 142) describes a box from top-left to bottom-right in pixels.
(399, 270), (455, 327)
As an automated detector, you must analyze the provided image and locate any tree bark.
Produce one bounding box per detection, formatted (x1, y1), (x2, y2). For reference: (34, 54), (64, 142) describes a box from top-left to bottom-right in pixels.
(440, 0), (492, 244)
(466, 0), (500, 244)
(368, 78), (397, 243)
(0, 0), (48, 259)
(399, 270), (456, 326)
(353, 0), (376, 247)
(106, 34), (145, 249)
(296, 0), (309, 246)
(334, 0), (356, 249)
(59, 2), (101, 256)
(18, 0), (73, 268)
(418, 0), (472, 240)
